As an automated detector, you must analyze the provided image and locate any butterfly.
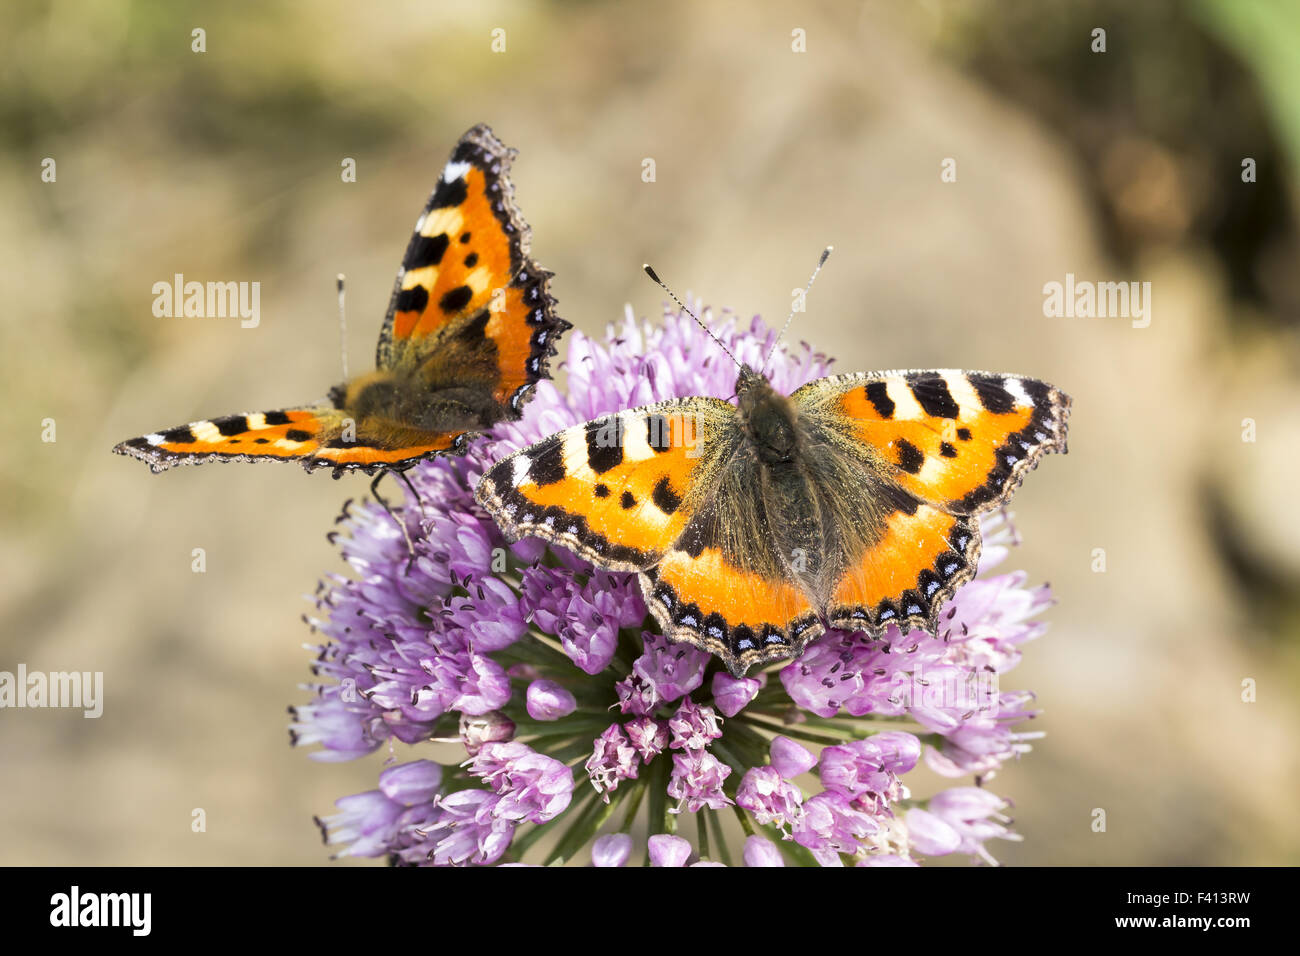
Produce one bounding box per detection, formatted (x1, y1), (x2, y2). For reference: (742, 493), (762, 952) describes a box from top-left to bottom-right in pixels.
(114, 124), (570, 479)
(475, 300), (1070, 677)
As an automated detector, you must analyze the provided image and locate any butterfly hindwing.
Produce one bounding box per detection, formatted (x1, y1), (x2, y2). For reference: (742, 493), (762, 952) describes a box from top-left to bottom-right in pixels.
(825, 496), (982, 634)
(794, 369), (1071, 515)
(642, 523), (824, 677)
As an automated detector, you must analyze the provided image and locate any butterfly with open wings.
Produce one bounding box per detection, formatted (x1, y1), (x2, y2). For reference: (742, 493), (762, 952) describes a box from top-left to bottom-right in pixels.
(475, 260), (1070, 677)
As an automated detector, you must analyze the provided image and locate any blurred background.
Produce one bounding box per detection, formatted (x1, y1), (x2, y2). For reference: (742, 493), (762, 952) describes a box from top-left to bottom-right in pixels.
(2, 0), (1297, 865)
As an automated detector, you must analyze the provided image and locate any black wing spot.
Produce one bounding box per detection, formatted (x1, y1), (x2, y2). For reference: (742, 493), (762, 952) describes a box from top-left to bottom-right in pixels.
(263, 411), (292, 426)
(968, 374), (1016, 414)
(464, 252), (479, 268)
(215, 416), (248, 437)
(396, 285), (429, 314)
(895, 438), (924, 474)
(652, 476), (682, 514)
(527, 436), (566, 486)
(940, 442), (957, 458)
(908, 375), (960, 418)
(460, 231), (472, 243)
(585, 418), (624, 473)
(957, 427), (972, 441)
(439, 285), (474, 315)
(620, 491), (636, 509)
(429, 176), (468, 210)
(865, 381), (895, 419)
(594, 483), (610, 498)
(254, 438), (270, 444)
(646, 414), (672, 452)
(285, 429), (312, 443)
(403, 232), (449, 270)
(877, 481), (921, 516)
(162, 426), (196, 445)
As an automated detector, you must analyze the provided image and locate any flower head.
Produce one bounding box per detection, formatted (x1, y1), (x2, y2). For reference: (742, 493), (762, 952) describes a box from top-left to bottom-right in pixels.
(294, 305), (1056, 866)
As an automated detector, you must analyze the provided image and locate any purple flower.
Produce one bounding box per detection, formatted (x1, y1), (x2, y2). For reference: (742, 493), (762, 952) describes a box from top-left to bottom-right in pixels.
(743, 835), (785, 867)
(921, 787), (1022, 865)
(416, 790), (513, 866)
(736, 766), (803, 834)
(591, 833), (633, 867)
(586, 723), (639, 800)
(769, 735), (817, 779)
(648, 834), (693, 867)
(666, 749), (733, 813)
(634, 632), (709, 702)
(818, 731), (921, 812)
(378, 760), (443, 806)
(667, 698), (723, 750)
(793, 791), (881, 866)
(295, 305), (1058, 865)
(625, 716), (670, 761)
(459, 711), (516, 756)
(711, 673), (762, 717)
(525, 679), (576, 721)
(469, 741), (574, 824)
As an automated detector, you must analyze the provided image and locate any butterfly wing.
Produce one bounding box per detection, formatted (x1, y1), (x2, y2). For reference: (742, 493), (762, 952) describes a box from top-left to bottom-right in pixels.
(793, 369), (1069, 636)
(112, 407), (469, 474)
(476, 398), (828, 676)
(475, 398), (737, 569)
(376, 123), (568, 419)
(113, 407), (346, 472)
(794, 369), (1071, 515)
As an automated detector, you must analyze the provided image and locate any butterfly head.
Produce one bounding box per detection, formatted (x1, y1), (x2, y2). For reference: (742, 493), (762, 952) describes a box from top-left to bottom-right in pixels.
(736, 364), (799, 464)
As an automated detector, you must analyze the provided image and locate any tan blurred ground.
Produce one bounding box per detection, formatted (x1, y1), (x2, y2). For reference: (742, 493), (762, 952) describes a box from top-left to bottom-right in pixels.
(1, 0), (1297, 865)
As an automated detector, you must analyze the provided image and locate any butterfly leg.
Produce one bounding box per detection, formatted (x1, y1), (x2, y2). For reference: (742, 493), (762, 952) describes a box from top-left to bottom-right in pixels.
(393, 468), (428, 521)
(369, 471), (418, 565)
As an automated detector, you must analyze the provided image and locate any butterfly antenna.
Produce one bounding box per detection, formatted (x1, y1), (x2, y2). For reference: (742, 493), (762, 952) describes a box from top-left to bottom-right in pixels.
(337, 274), (349, 381)
(643, 264), (740, 370)
(763, 245), (833, 371)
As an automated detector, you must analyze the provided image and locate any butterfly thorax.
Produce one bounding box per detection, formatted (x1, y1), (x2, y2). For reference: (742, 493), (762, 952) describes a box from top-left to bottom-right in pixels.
(735, 365), (801, 465)
(333, 369), (499, 434)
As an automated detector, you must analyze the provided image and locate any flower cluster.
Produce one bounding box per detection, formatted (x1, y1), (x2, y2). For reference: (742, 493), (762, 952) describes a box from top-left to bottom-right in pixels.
(295, 303), (1051, 866)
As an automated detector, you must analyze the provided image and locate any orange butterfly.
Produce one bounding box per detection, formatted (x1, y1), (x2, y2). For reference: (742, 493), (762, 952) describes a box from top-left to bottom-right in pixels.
(475, 261), (1070, 676)
(115, 124), (569, 480)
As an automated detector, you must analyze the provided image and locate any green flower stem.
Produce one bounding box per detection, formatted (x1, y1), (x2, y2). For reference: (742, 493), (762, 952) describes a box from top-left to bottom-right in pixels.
(505, 713), (612, 739)
(708, 810), (733, 866)
(495, 631), (580, 670)
(768, 823), (820, 866)
(708, 739), (751, 793)
(620, 775), (648, 831)
(719, 717), (780, 764)
(735, 713), (858, 746)
(732, 805), (756, 838)
(645, 753), (670, 848)
(696, 808), (711, 859)
(543, 786), (604, 866)
(511, 783), (595, 861)
(547, 787), (623, 866)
